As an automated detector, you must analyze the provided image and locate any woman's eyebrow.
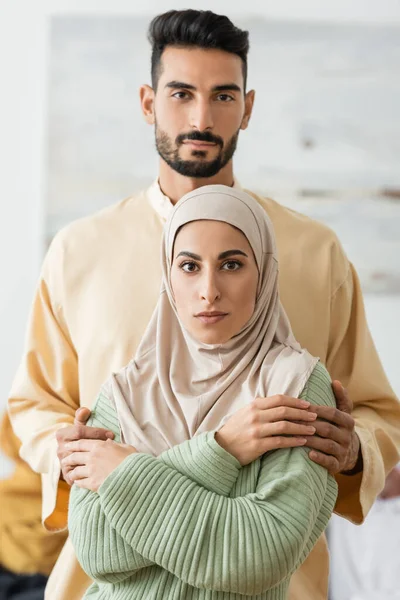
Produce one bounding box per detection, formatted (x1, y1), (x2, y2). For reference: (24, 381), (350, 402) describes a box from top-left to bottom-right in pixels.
(176, 251), (202, 260)
(175, 249), (248, 261)
(218, 249), (248, 259)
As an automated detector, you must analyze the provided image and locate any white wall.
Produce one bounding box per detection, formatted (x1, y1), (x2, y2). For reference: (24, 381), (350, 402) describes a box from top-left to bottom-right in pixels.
(1, 0), (399, 478)
(364, 296), (400, 395)
(0, 6), (47, 410)
(42, 0), (400, 22)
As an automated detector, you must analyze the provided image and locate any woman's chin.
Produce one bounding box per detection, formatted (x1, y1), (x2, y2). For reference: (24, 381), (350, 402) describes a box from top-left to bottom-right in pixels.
(191, 329), (232, 346)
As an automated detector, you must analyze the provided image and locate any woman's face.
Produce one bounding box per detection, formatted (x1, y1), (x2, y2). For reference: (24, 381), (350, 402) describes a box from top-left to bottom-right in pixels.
(170, 220), (259, 344)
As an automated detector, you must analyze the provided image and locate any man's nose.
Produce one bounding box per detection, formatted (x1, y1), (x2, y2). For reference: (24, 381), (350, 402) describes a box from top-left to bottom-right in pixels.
(190, 99), (214, 131)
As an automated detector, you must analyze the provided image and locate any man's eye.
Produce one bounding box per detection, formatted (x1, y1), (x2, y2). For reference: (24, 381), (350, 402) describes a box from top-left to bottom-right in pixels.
(216, 94), (234, 102)
(181, 262), (199, 273)
(172, 91), (189, 100)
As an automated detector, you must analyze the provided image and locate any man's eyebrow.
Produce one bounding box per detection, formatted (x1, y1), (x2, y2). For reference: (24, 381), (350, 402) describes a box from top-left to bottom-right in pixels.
(165, 82), (242, 93)
(165, 81), (197, 90)
(212, 84), (242, 93)
(176, 249), (248, 261)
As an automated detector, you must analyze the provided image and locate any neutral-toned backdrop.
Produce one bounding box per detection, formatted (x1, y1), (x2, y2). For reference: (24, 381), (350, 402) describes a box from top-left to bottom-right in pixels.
(1, 0), (399, 478)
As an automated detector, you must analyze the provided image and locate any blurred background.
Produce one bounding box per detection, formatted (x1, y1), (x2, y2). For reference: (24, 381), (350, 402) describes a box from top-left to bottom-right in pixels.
(3, 1), (399, 441)
(0, 1), (399, 597)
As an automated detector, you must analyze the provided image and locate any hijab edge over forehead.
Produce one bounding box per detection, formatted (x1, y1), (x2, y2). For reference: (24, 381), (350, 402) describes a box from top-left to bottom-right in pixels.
(165, 185), (276, 271)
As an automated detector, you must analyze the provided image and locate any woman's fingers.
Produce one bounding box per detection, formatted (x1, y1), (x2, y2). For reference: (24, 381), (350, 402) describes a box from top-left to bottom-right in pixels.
(254, 395), (310, 411)
(69, 466), (90, 481)
(260, 421), (316, 438)
(62, 451), (90, 468)
(259, 406), (317, 424)
(262, 436), (308, 452)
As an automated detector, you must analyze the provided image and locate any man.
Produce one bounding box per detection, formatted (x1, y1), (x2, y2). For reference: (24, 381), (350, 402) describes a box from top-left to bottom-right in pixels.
(7, 9), (400, 600)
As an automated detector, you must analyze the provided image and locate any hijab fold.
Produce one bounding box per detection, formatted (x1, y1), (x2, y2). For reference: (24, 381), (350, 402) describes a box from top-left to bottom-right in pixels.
(103, 185), (318, 455)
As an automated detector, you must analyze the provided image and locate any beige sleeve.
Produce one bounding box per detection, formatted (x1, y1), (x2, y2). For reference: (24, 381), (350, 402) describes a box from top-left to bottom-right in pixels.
(7, 235), (78, 531)
(327, 262), (400, 523)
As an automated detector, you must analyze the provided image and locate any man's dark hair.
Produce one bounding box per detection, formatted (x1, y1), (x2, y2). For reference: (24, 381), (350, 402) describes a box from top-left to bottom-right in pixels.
(148, 10), (249, 92)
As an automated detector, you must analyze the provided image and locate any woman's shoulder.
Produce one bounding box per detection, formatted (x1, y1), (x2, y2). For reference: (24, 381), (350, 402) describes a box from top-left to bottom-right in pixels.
(301, 361), (336, 408)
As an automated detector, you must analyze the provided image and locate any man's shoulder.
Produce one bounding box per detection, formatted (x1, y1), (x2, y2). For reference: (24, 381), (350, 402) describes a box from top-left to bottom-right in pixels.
(48, 190), (150, 259)
(245, 189), (350, 291)
(245, 189), (340, 246)
(58, 191), (147, 241)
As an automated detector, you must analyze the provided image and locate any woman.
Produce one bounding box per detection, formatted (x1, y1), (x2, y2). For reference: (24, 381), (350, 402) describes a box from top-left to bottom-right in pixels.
(65, 185), (338, 599)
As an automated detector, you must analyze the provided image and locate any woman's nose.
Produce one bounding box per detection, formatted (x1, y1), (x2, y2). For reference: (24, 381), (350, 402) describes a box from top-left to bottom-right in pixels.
(200, 273), (221, 303)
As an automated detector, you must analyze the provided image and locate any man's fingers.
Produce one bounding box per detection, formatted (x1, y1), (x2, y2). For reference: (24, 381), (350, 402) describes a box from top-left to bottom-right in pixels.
(65, 439), (104, 453)
(312, 420), (346, 444)
(308, 404), (354, 429)
(65, 426), (114, 443)
(78, 426), (114, 441)
(74, 407), (91, 425)
(303, 435), (342, 459)
(332, 380), (353, 413)
(308, 450), (340, 475)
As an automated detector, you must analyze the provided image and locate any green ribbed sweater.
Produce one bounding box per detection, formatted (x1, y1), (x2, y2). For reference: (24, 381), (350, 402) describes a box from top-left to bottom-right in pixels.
(68, 362), (338, 599)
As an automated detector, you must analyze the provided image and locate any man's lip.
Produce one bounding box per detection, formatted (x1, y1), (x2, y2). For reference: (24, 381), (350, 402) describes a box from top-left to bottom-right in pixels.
(183, 141), (217, 147)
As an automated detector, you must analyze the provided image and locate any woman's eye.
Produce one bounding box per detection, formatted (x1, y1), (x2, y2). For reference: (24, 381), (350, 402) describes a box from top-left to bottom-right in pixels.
(222, 260), (242, 271)
(181, 261), (199, 273)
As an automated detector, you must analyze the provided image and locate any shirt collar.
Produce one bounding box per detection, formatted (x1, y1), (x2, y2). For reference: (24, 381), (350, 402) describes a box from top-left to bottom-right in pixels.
(147, 177), (242, 222)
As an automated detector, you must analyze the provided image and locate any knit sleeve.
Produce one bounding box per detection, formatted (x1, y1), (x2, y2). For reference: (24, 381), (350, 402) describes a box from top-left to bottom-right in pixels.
(97, 362), (338, 595)
(68, 391), (153, 583)
(68, 389), (242, 582)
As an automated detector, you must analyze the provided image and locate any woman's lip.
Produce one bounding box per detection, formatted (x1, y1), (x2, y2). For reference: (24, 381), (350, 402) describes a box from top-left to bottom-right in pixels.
(196, 314), (228, 324)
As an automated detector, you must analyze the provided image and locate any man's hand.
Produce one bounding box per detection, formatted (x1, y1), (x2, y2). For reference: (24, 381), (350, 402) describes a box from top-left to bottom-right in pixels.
(56, 407), (115, 485)
(62, 438), (137, 492)
(215, 395), (318, 466)
(305, 380), (362, 475)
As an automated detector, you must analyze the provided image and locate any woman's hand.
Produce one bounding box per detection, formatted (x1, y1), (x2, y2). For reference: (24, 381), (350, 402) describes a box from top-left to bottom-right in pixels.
(215, 395), (317, 465)
(61, 438), (138, 492)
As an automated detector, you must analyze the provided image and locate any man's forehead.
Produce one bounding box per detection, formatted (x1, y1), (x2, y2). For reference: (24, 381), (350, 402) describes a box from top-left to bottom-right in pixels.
(159, 47), (243, 88)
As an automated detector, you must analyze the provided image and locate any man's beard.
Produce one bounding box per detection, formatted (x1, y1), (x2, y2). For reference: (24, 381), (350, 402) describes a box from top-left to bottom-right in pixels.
(155, 125), (239, 178)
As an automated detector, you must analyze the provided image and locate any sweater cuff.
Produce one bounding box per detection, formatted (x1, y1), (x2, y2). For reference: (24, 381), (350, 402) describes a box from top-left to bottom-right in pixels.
(159, 432), (241, 497)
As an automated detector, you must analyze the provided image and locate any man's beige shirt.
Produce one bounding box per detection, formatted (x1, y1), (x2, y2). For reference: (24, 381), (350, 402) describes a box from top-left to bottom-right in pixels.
(8, 182), (400, 600)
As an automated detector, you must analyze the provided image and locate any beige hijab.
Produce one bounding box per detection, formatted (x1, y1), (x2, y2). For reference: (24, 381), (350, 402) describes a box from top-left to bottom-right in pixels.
(103, 185), (318, 455)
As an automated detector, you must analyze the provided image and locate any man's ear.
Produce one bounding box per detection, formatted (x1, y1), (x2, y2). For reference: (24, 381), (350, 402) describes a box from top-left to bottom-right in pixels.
(241, 89), (255, 131)
(140, 84), (155, 125)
